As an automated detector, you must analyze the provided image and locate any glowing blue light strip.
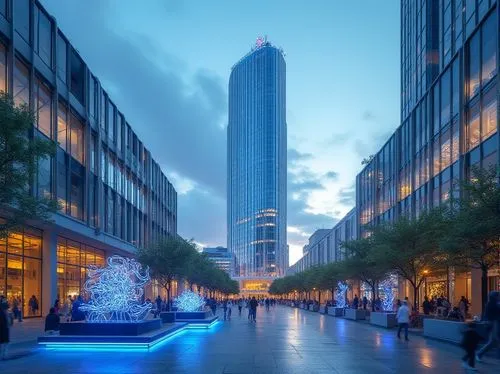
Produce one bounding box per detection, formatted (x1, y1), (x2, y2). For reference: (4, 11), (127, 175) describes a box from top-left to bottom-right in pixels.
(40, 320), (218, 352)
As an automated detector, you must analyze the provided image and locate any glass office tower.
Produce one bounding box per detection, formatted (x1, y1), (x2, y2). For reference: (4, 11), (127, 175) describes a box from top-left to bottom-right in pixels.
(228, 38), (287, 277)
(357, 0), (498, 315)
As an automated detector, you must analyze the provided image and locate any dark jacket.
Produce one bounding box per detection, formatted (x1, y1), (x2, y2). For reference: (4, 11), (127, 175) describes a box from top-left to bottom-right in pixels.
(461, 327), (481, 350)
(0, 310), (9, 343)
(45, 312), (60, 331)
(484, 299), (500, 322)
(250, 299), (258, 310)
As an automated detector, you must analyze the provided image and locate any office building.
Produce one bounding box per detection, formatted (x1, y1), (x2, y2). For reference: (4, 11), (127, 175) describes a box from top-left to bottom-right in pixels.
(0, 0), (177, 316)
(201, 246), (234, 274)
(227, 37), (287, 277)
(356, 0), (498, 315)
(286, 208), (357, 275)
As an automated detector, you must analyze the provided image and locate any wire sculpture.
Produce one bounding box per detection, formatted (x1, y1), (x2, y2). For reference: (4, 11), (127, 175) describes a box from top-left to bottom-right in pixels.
(381, 279), (396, 312)
(174, 291), (205, 312)
(79, 255), (152, 322)
(335, 282), (349, 308)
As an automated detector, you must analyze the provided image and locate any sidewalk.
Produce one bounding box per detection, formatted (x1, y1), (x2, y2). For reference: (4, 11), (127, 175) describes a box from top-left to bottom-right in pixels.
(3, 318), (44, 360)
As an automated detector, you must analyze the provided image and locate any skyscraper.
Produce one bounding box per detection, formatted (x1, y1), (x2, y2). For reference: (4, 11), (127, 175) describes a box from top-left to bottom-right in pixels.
(227, 37), (287, 277)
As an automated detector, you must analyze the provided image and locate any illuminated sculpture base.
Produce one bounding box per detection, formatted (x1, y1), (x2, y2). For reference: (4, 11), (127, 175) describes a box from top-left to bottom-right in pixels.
(38, 322), (188, 351)
(160, 311), (218, 327)
(59, 319), (162, 336)
(327, 307), (345, 317)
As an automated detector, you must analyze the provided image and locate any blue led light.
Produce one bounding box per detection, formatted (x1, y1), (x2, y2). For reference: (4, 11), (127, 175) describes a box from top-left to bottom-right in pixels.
(335, 282), (348, 308)
(381, 279), (396, 311)
(173, 290), (206, 312)
(79, 255), (152, 322)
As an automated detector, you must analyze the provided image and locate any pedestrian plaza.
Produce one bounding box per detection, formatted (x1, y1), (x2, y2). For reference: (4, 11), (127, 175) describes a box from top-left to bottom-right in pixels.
(1, 306), (498, 373)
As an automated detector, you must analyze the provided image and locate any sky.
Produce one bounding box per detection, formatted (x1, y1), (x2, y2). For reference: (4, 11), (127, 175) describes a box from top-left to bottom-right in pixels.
(41, 0), (401, 266)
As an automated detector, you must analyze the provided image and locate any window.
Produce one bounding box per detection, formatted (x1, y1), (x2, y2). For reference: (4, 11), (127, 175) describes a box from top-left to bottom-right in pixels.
(441, 68), (450, 125)
(433, 83), (440, 134)
(34, 78), (52, 138)
(481, 12), (497, 86)
(441, 128), (451, 170)
(0, 44), (6, 92)
(451, 120), (460, 162)
(70, 114), (84, 164)
(70, 159), (84, 220)
(89, 76), (96, 118)
(106, 188), (114, 235)
(89, 175), (97, 227)
(107, 101), (115, 142)
(56, 149), (67, 212)
(468, 32), (480, 98)
(14, 0), (30, 43)
(13, 59), (30, 107)
(452, 58), (460, 117)
(70, 50), (84, 103)
(90, 133), (96, 173)
(57, 33), (67, 82)
(116, 114), (122, 151)
(433, 137), (440, 176)
(467, 102), (480, 149)
(36, 8), (52, 67)
(0, 0), (6, 19)
(37, 154), (51, 199)
(481, 84), (497, 139)
(57, 103), (67, 151)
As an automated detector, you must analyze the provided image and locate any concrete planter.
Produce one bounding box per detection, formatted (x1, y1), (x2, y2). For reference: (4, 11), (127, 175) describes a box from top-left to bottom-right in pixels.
(327, 307), (344, 317)
(344, 308), (367, 320)
(319, 306), (327, 314)
(370, 312), (397, 328)
(423, 319), (467, 343)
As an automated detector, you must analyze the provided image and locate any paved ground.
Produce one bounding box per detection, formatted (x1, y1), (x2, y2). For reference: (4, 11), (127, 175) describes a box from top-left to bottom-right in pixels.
(1, 306), (499, 373)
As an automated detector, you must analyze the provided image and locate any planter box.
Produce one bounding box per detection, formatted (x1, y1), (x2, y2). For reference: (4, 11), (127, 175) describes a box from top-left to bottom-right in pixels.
(319, 306), (327, 314)
(344, 308), (366, 320)
(327, 307), (344, 317)
(370, 312), (397, 328)
(59, 319), (162, 336)
(160, 312), (176, 323)
(423, 319), (466, 343)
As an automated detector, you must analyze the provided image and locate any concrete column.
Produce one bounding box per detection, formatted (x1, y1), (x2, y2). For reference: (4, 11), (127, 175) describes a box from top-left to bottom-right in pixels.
(42, 230), (58, 316)
(470, 268), (482, 317)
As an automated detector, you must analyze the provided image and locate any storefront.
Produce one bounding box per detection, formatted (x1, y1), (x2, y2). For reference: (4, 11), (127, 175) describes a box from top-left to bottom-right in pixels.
(0, 228), (43, 317)
(56, 236), (106, 300)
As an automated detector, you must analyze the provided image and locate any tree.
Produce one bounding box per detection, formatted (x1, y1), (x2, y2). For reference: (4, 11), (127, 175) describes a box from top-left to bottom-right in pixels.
(342, 237), (390, 311)
(0, 92), (57, 237)
(317, 262), (345, 304)
(371, 208), (447, 311)
(137, 236), (197, 310)
(441, 166), (500, 315)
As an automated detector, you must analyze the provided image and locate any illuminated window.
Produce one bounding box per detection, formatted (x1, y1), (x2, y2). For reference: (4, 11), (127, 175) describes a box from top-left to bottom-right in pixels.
(0, 43), (6, 93)
(481, 85), (497, 140)
(70, 113), (84, 164)
(57, 102), (68, 151)
(34, 78), (52, 138)
(467, 102), (480, 149)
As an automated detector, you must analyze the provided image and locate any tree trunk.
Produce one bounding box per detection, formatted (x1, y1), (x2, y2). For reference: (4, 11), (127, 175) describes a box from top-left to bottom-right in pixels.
(318, 291), (321, 305)
(481, 265), (488, 318)
(331, 288), (335, 304)
(413, 284), (418, 312)
(166, 281), (171, 311)
(371, 284), (376, 312)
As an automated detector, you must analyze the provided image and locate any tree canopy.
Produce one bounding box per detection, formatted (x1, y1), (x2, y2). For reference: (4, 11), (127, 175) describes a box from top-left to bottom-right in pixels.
(0, 92), (57, 237)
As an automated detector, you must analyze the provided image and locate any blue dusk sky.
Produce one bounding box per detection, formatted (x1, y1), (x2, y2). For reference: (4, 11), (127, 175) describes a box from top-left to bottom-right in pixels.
(41, 0), (400, 265)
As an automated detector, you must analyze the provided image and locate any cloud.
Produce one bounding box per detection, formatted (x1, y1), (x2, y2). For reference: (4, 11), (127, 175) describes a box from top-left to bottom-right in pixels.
(288, 148), (313, 164)
(362, 110), (376, 121)
(322, 132), (351, 146)
(43, 0), (228, 199)
(337, 184), (356, 207)
(324, 171), (339, 181)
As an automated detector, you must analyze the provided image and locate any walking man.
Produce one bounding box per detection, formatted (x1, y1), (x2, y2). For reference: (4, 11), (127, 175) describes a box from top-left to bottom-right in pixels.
(250, 297), (258, 322)
(397, 300), (410, 341)
(476, 291), (500, 362)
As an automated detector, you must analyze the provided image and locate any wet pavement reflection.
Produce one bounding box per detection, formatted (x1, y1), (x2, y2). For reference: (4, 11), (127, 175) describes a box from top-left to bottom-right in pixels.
(1, 305), (499, 373)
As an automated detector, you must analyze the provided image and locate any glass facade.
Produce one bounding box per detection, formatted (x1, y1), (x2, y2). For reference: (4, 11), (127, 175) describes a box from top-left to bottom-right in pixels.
(356, 0), (498, 307)
(56, 237), (105, 299)
(0, 228), (42, 317)
(228, 40), (287, 277)
(0, 0), (178, 315)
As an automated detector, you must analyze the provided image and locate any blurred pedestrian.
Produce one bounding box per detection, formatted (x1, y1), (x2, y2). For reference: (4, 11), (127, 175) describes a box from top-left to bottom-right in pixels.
(397, 300), (410, 341)
(476, 291), (500, 362)
(0, 300), (9, 360)
(461, 321), (481, 370)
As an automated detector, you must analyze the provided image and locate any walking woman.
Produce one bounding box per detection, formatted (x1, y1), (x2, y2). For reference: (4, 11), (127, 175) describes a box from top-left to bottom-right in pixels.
(0, 299), (10, 360)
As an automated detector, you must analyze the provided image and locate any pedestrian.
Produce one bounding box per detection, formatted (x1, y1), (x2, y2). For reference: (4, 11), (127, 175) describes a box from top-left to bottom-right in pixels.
(238, 298), (243, 316)
(223, 299), (228, 321)
(44, 307), (60, 333)
(461, 321), (481, 371)
(227, 300), (232, 320)
(476, 291), (500, 362)
(250, 296), (258, 322)
(396, 300), (410, 341)
(362, 296), (368, 310)
(155, 295), (162, 318)
(28, 295), (38, 316)
(459, 296), (468, 321)
(422, 296), (431, 315)
(0, 300), (9, 360)
(352, 294), (359, 310)
(404, 296), (413, 312)
(12, 298), (21, 322)
(265, 298), (270, 311)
